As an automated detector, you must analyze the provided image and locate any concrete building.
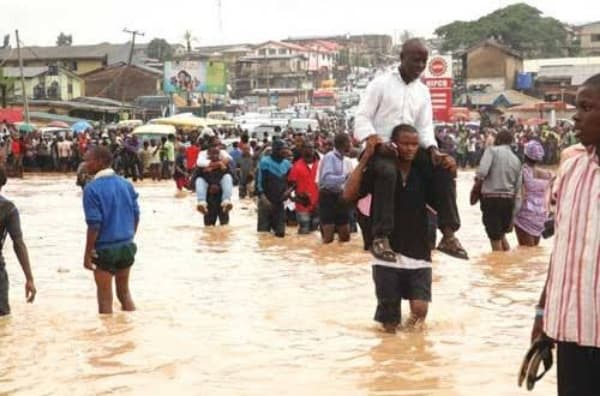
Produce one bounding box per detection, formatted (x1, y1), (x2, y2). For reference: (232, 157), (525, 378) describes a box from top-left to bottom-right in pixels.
(0, 42), (151, 75)
(464, 39), (523, 92)
(234, 53), (309, 107)
(2, 66), (84, 100)
(578, 21), (600, 56)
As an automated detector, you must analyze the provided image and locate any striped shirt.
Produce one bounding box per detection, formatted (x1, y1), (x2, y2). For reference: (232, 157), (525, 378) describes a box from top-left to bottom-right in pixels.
(543, 146), (600, 347)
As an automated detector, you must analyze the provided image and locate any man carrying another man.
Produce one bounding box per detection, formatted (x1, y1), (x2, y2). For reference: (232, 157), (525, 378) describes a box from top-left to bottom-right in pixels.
(354, 38), (467, 261)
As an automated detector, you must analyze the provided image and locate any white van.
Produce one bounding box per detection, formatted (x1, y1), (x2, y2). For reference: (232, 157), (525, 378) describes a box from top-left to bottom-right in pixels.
(289, 118), (319, 133)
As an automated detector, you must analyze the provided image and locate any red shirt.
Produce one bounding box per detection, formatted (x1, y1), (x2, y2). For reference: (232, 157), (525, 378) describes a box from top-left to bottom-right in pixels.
(288, 158), (320, 213)
(185, 145), (200, 169)
(11, 140), (22, 155)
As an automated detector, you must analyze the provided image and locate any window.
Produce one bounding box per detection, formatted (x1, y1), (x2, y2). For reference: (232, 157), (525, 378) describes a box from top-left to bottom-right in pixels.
(592, 34), (600, 42)
(71, 61), (78, 71)
(68, 83), (73, 94)
(278, 49), (287, 55)
(268, 49), (276, 55)
(258, 49), (266, 55)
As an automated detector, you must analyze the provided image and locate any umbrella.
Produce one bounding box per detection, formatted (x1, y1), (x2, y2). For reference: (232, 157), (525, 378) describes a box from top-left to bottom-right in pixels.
(72, 120), (92, 133)
(525, 118), (547, 127)
(48, 121), (70, 128)
(18, 123), (35, 133)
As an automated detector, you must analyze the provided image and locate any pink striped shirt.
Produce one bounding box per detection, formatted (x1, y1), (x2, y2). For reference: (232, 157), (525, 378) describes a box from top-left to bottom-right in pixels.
(544, 146), (600, 347)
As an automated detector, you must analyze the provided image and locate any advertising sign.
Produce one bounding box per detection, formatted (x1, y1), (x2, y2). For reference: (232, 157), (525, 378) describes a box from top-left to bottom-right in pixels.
(423, 55), (453, 122)
(164, 61), (227, 94)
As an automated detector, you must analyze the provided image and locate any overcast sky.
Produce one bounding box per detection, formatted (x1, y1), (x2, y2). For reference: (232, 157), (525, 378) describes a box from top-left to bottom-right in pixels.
(1, 0), (594, 48)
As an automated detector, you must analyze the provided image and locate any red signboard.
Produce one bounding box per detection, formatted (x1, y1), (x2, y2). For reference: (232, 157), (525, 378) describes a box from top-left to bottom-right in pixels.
(428, 58), (448, 77)
(423, 77), (453, 122)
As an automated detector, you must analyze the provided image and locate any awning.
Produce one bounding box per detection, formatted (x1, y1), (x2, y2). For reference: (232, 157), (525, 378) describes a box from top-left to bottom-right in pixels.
(0, 108), (23, 123)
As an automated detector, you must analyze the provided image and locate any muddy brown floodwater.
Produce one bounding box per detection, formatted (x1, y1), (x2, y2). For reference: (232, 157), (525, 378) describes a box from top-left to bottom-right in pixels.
(0, 172), (555, 395)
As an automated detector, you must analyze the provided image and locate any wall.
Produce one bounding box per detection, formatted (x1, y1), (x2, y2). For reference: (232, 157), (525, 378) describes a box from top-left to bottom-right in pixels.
(504, 56), (523, 90)
(7, 59), (104, 75)
(580, 23), (600, 55)
(466, 46), (507, 81)
(14, 72), (83, 100)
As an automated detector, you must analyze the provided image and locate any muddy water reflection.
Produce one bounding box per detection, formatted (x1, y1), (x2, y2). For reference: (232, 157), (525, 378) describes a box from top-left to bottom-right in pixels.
(0, 172), (554, 395)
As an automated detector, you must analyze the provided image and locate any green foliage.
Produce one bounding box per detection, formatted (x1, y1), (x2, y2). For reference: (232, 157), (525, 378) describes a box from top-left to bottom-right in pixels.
(146, 38), (173, 62)
(435, 3), (570, 58)
(56, 32), (72, 46)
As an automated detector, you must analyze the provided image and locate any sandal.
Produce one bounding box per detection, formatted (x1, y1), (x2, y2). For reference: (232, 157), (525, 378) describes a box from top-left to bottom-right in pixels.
(437, 236), (469, 260)
(518, 335), (554, 391)
(371, 237), (396, 263)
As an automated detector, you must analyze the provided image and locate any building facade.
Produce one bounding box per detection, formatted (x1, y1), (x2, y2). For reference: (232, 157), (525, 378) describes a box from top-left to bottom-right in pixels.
(579, 22), (600, 56)
(2, 66), (84, 101)
(465, 39), (523, 92)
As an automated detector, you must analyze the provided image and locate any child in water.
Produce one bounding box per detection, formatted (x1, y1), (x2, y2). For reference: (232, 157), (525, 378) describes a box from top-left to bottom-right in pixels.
(82, 146), (139, 314)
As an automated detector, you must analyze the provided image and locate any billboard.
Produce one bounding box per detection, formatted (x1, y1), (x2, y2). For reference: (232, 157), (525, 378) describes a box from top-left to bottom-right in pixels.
(422, 55), (453, 122)
(164, 60), (227, 94)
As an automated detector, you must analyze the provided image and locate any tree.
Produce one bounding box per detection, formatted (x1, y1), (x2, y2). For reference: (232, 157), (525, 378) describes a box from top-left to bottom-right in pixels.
(399, 30), (413, 44)
(146, 38), (174, 62)
(434, 3), (569, 58)
(0, 69), (15, 108)
(56, 32), (72, 46)
(183, 30), (198, 53)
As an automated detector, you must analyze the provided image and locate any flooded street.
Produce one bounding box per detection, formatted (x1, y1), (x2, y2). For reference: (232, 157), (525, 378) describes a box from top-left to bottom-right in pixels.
(0, 172), (554, 395)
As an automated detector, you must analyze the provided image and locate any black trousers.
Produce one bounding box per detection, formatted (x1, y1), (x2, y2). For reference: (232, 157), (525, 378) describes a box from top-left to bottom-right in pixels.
(557, 342), (600, 396)
(370, 148), (460, 238)
(257, 200), (285, 237)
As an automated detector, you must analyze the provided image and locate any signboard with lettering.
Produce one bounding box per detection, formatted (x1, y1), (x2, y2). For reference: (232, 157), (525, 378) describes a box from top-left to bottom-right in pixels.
(423, 55), (453, 122)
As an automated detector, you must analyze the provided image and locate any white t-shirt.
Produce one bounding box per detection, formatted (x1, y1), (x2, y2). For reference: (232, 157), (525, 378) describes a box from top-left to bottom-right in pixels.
(57, 141), (72, 158)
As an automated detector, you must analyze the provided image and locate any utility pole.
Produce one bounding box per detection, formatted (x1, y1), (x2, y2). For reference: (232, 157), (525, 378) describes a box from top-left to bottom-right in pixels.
(123, 28), (145, 65)
(15, 30), (30, 124)
(121, 28), (144, 111)
(265, 52), (270, 106)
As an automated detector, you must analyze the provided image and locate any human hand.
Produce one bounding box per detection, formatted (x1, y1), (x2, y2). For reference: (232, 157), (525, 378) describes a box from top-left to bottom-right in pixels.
(431, 147), (456, 169)
(84, 255), (97, 271)
(363, 135), (380, 161)
(25, 279), (36, 303)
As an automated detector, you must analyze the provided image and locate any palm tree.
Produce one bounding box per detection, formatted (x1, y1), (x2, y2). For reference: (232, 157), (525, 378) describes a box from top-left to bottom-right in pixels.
(183, 30), (199, 53)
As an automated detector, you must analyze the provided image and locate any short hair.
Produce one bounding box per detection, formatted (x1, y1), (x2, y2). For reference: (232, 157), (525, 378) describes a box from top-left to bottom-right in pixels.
(583, 73), (600, 91)
(391, 124), (418, 142)
(333, 133), (350, 150)
(494, 130), (514, 146)
(88, 146), (113, 167)
(0, 167), (6, 188)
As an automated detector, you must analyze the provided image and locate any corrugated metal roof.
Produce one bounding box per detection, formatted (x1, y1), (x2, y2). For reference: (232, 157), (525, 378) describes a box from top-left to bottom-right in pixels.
(461, 90), (542, 107)
(537, 64), (600, 85)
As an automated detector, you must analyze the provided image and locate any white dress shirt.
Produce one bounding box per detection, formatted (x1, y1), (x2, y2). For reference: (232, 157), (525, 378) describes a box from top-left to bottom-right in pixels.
(354, 68), (436, 148)
(196, 149), (232, 168)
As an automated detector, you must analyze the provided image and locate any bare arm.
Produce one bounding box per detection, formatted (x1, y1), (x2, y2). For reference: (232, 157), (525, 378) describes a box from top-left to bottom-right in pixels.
(7, 209), (35, 302)
(83, 227), (99, 271)
(342, 140), (377, 203)
(13, 238), (35, 302)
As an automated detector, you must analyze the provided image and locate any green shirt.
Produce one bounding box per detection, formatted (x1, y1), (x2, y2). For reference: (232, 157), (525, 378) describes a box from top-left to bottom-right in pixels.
(164, 141), (175, 162)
